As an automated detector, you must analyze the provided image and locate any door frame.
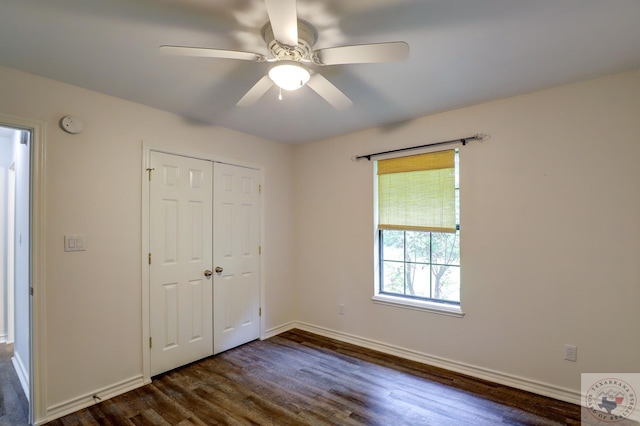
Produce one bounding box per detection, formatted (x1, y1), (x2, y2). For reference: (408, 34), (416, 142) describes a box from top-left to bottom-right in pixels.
(0, 112), (47, 425)
(141, 143), (265, 382)
(7, 161), (16, 344)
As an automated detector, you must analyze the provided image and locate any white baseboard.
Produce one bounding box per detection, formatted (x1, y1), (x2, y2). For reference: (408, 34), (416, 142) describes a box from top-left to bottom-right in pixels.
(268, 321), (581, 406)
(262, 321), (296, 340)
(12, 351), (30, 402)
(42, 375), (146, 425)
(0, 333), (7, 344)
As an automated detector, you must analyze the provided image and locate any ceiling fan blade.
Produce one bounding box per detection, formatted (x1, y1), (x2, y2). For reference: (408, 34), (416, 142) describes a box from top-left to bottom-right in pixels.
(307, 73), (353, 110)
(236, 75), (274, 107)
(160, 45), (267, 62)
(313, 41), (409, 65)
(264, 0), (298, 47)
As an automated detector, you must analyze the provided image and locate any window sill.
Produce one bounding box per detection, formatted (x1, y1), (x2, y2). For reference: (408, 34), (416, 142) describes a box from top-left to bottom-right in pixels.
(372, 294), (465, 318)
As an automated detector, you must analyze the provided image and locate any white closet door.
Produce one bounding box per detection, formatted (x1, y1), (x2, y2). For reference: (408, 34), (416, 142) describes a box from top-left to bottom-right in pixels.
(213, 163), (261, 354)
(149, 152), (213, 376)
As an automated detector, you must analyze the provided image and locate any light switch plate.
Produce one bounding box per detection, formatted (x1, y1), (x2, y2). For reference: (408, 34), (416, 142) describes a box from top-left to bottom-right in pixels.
(64, 234), (86, 252)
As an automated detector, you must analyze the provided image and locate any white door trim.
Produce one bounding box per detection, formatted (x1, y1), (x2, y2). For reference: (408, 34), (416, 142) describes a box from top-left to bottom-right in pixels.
(141, 143), (265, 383)
(7, 162), (16, 344)
(0, 112), (47, 425)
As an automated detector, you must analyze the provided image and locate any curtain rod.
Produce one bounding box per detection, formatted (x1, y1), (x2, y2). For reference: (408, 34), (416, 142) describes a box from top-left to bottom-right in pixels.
(353, 133), (488, 161)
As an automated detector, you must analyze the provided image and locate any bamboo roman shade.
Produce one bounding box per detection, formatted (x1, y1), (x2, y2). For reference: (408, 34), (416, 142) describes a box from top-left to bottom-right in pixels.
(377, 149), (456, 233)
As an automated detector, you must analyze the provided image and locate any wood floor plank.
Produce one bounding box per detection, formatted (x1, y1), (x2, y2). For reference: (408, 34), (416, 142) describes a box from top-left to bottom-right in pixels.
(155, 376), (250, 425)
(46, 329), (605, 425)
(85, 399), (136, 426)
(129, 409), (172, 426)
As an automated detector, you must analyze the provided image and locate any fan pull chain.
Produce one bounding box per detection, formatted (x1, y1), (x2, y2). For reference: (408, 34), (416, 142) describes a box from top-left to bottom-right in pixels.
(278, 87), (283, 101)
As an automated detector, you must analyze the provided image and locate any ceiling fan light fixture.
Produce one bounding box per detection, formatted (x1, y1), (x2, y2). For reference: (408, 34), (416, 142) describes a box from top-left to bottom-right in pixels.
(268, 61), (310, 91)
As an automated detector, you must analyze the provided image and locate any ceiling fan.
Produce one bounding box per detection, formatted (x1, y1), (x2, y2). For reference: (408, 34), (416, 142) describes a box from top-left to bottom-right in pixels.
(160, 0), (409, 109)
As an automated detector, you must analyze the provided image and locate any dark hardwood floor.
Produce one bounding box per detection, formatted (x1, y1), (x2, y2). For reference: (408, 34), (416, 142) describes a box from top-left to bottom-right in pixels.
(45, 329), (634, 425)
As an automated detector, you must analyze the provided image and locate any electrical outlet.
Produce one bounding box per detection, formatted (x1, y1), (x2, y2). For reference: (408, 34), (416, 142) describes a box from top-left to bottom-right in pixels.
(339, 304), (345, 315)
(564, 344), (577, 362)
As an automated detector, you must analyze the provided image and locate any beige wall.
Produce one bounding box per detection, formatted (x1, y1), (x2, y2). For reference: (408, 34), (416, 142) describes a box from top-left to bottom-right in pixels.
(293, 69), (640, 395)
(0, 65), (295, 410)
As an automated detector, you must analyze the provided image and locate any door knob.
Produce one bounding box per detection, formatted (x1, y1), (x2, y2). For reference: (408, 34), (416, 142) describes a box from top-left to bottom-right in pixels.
(204, 270), (212, 278)
(215, 266), (223, 274)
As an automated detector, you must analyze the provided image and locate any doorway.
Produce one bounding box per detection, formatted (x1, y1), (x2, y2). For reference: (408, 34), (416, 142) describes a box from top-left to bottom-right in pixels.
(144, 150), (263, 378)
(0, 112), (46, 424)
(0, 125), (30, 424)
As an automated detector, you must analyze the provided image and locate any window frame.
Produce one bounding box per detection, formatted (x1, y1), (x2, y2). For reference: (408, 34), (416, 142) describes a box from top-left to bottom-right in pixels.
(372, 149), (465, 318)
(378, 228), (461, 303)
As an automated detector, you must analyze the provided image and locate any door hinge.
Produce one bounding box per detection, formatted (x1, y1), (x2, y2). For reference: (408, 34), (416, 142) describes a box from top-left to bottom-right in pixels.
(258, 184), (262, 194)
(30, 287), (34, 296)
(259, 307), (262, 317)
(148, 253), (152, 265)
(149, 337), (152, 348)
(258, 245), (262, 255)
(146, 168), (155, 181)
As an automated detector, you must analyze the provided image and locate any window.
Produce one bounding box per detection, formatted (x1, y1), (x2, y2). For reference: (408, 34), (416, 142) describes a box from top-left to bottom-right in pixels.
(374, 149), (463, 316)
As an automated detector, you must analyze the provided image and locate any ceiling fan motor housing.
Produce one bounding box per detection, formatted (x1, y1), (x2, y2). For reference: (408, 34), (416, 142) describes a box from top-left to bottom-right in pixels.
(262, 19), (317, 62)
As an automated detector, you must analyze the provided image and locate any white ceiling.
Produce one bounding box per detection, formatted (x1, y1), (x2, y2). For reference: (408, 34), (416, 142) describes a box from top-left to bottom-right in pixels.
(1, 0), (639, 144)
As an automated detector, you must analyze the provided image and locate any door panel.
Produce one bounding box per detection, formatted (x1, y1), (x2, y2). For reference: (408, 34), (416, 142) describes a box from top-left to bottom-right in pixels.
(149, 152), (213, 376)
(213, 163), (261, 354)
